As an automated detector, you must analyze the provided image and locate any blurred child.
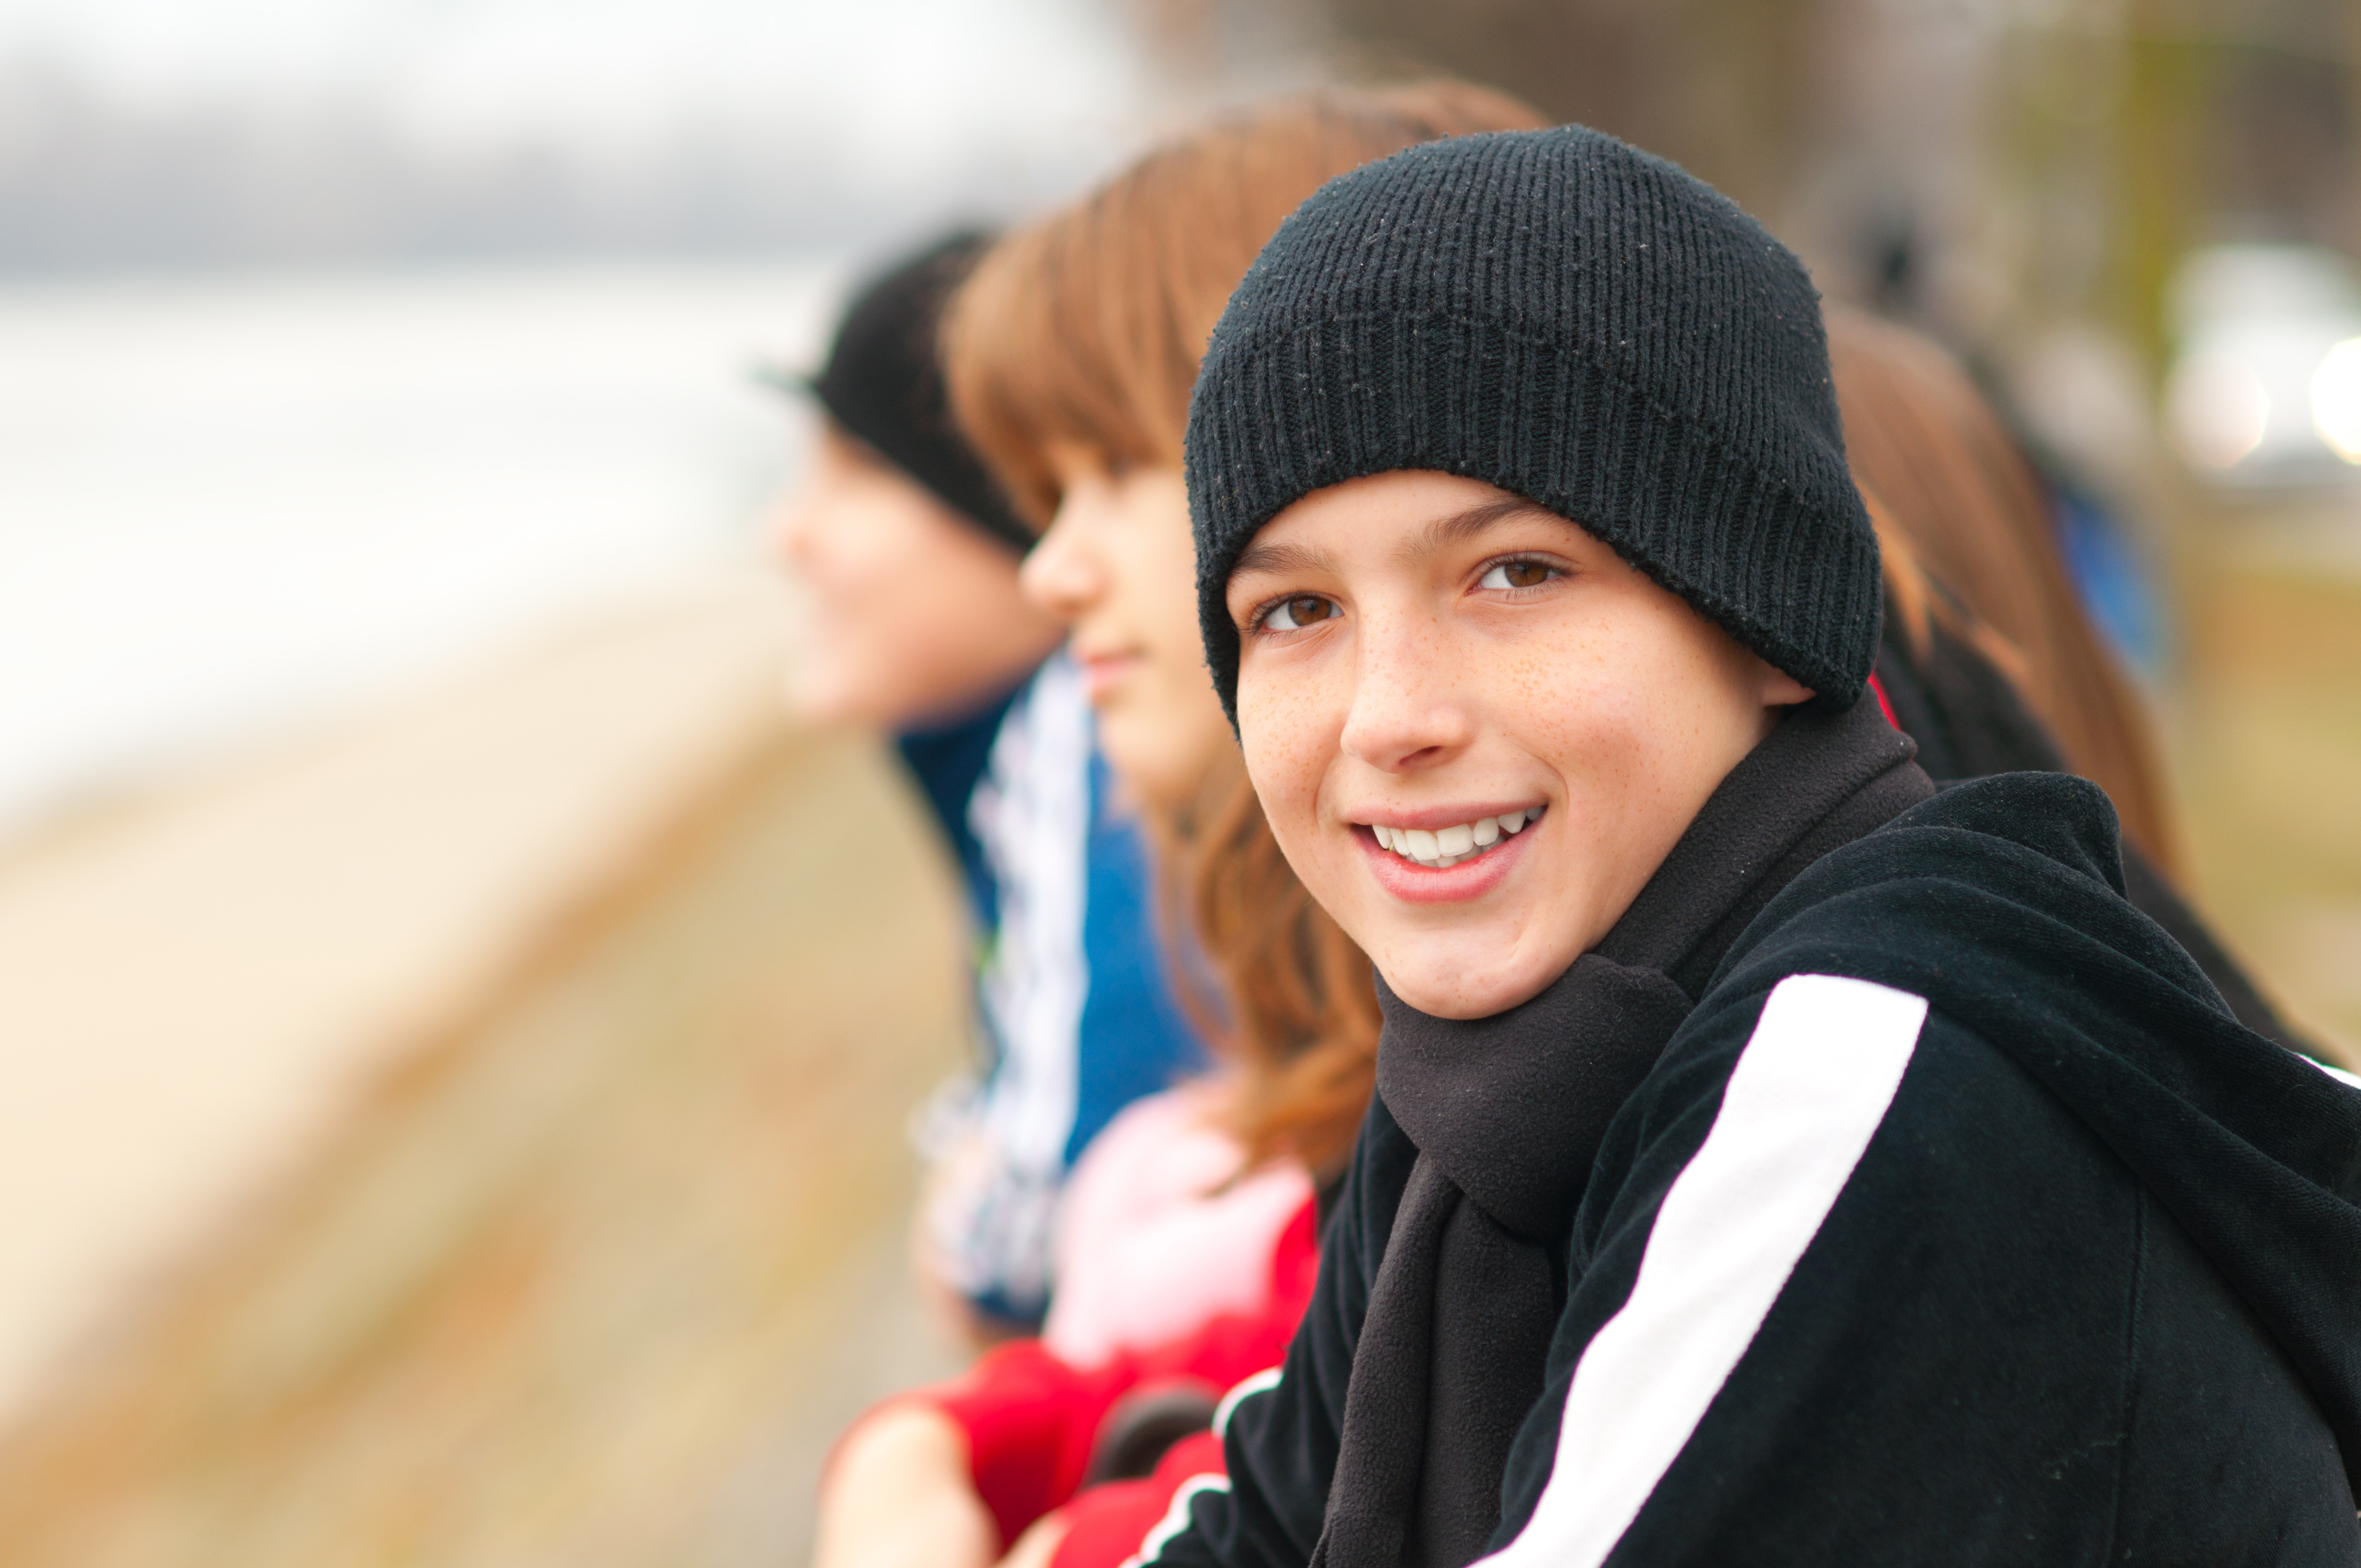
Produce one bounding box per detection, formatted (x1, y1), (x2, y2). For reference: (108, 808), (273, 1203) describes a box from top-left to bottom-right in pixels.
(956, 77), (1554, 1364)
(769, 232), (1207, 1343)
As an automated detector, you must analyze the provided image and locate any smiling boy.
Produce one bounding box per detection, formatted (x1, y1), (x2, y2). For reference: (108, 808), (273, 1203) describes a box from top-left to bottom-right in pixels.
(1149, 127), (2361, 1567)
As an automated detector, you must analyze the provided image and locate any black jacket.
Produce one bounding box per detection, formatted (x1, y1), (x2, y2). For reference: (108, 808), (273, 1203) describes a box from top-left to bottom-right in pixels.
(1155, 773), (2361, 1566)
(1874, 609), (2314, 1056)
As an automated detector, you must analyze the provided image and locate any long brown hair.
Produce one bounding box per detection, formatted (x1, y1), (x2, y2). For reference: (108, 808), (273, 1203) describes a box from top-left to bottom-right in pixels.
(1188, 772), (1385, 1177)
(945, 83), (1548, 1179)
(944, 83), (1548, 528)
(1826, 309), (2181, 876)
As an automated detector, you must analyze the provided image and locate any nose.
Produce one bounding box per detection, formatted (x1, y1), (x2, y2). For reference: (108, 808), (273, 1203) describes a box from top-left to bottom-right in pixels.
(1337, 603), (1473, 774)
(1019, 503), (1105, 625)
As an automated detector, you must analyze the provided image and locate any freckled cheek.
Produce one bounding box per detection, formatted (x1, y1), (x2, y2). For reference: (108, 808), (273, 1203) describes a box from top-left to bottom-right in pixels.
(1565, 644), (1737, 857)
(1490, 630), (1652, 790)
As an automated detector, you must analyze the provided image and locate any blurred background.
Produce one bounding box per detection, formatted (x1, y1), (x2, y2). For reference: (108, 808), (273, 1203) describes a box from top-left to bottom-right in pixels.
(0, 0), (2354, 1562)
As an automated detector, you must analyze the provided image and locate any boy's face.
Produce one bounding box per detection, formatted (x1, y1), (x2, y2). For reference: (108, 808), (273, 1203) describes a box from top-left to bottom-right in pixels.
(1225, 472), (1810, 1020)
(1020, 443), (1237, 811)
(771, 425), (1062, 729)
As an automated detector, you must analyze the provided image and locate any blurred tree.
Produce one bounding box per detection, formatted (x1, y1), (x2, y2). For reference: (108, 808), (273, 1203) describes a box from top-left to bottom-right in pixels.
(2016, 0), (2356, 369)
(1286, 0), (1822, 220)
(1122, 0), (2357, 383)
(2108, 6), (2212, 374)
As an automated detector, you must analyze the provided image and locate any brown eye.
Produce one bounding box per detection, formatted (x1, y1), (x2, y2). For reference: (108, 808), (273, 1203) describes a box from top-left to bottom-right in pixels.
(1264, 595), (1338, 631)
(1479, 559), (1558, 591)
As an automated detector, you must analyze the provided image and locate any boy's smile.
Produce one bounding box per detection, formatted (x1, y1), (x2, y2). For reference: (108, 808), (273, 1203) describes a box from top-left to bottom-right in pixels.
(1362, 802), (1544, 869)
(1226, 471), (1811, 1020)
(1352, 803), (1546, 903)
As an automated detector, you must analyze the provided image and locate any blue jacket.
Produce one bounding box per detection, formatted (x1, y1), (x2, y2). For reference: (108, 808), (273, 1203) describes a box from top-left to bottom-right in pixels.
(896, 651), (1208, 1326)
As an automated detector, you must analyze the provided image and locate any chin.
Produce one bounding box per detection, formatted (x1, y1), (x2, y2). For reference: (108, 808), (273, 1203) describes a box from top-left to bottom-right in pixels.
(1098, 737), (1198, 814)
(1098, 751), (1185, 812)
(1377, 946), (1557, 1021)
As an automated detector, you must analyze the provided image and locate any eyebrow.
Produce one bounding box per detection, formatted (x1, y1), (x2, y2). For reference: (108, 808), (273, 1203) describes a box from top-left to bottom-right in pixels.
(1228, 494), (1562, 587)
(1397, 497), (1557, 564)
(1229, 538), (1338, 580)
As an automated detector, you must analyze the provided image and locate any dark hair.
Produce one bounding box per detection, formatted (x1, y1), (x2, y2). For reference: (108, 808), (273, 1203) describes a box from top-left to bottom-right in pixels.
(800, 230), (1033, 551)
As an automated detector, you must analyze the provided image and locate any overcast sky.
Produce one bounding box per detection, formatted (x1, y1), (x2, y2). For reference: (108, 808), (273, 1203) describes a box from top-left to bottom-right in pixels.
(0, 0), (1150, 168)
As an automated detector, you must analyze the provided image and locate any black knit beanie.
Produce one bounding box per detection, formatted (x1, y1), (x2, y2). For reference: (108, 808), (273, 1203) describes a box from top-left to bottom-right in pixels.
(1187, 124), (1880, 721)
(789, 230), (1032, 553)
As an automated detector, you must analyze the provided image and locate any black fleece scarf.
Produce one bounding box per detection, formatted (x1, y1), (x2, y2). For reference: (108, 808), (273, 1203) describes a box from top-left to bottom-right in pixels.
(1311, 699), (1934, 1568)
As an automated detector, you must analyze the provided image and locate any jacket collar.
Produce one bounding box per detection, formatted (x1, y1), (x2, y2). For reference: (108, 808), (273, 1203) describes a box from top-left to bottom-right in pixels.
(1374, 698), (1933, 1242)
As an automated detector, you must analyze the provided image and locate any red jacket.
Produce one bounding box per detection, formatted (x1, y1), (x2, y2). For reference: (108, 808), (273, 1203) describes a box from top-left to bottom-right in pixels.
(880, 1195), (1320, 1565)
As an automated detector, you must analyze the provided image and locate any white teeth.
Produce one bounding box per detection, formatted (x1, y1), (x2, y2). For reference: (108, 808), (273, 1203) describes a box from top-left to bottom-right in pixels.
(1366, 807), (1544, 869)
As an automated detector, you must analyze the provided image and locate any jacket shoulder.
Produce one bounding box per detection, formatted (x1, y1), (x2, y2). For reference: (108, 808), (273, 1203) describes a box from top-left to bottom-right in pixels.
(1533, 974), (2357, 1567)
(1704, 769), (2227, 1033)
(1892, 770), (2128, 892)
